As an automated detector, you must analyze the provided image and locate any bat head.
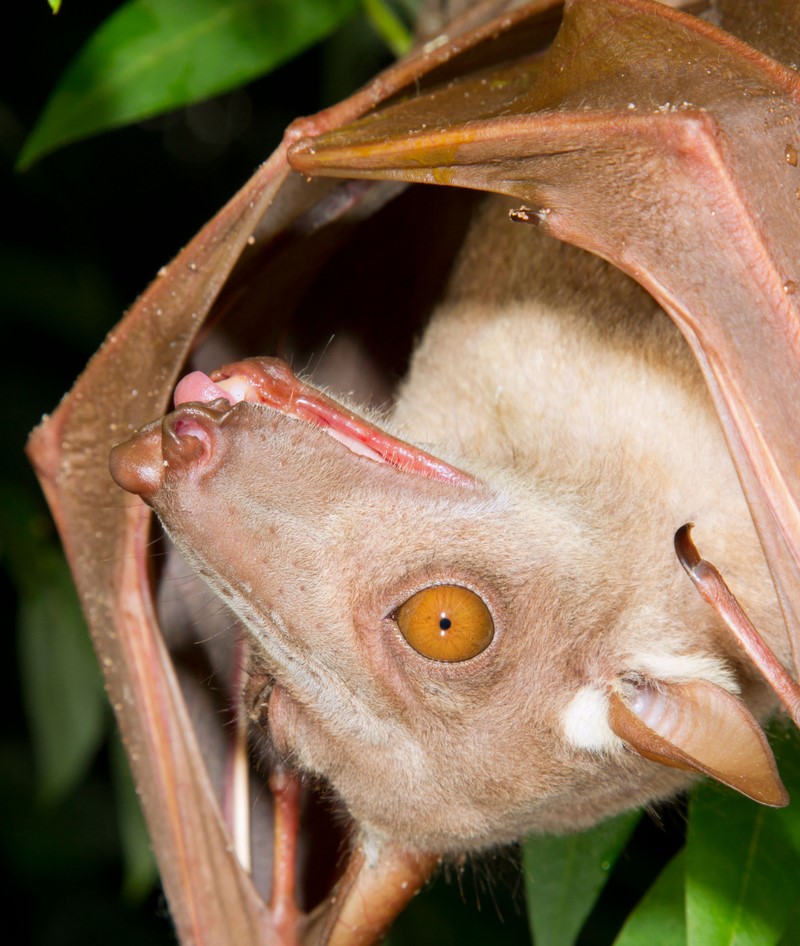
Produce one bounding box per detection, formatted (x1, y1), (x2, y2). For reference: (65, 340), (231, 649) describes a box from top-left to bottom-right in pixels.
(109, 351), (786, 855)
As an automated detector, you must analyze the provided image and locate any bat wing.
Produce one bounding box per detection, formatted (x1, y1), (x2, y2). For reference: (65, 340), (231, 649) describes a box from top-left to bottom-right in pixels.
(27, 149), (292, 945)
(26, 2), (563, 940)
(289, 0), (800, 677)
(24, 104), (423, 946)
(27, 0), (800, 943)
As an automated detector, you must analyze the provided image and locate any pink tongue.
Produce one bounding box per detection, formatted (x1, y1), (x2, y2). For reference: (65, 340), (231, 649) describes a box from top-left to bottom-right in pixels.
(174, 372), (232, 407)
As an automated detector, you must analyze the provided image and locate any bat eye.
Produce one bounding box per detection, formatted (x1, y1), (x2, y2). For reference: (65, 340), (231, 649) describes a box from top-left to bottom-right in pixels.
(394, 585), (494, 662)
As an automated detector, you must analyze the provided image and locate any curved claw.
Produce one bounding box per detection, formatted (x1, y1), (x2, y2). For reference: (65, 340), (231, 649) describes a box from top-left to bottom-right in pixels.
(675, 523), (800, 727)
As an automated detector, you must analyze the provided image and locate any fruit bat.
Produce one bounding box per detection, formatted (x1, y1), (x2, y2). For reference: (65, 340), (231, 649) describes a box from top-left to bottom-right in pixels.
(25, 0), (800, 943)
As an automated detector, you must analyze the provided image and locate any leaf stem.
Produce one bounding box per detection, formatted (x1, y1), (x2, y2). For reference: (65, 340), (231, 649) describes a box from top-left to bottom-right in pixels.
(362, 0), (412, 56)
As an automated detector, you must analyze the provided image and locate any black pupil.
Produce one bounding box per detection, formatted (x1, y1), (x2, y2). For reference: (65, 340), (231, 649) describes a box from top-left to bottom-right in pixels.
(439, 616), (452, 630)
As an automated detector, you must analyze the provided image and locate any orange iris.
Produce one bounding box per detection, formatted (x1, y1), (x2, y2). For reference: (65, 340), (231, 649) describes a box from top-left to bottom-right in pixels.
(394, 585), (494, 661)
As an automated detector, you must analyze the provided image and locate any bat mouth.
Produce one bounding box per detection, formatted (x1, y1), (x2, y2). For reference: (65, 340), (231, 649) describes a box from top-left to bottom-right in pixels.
(173, 356), (476, 488)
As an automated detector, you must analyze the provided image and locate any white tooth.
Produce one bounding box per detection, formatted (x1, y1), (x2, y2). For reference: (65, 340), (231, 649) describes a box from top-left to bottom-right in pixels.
(325, 427), (385, 462)
(217, 377), (257, 404)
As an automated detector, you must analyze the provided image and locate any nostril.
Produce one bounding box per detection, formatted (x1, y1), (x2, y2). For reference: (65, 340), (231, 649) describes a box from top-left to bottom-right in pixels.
(164, 416), (211, 467)
(174, 417), (211, 444)
(162, 403), (228, 470)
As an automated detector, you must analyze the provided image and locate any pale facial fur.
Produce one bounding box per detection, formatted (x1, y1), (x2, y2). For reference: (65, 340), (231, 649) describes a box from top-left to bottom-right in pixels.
(122, 195), (785, 855)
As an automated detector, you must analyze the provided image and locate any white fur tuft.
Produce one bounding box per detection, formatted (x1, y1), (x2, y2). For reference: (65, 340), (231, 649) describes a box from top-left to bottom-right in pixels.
(632, 650), (739, 694)
(562, 686), (623, 752)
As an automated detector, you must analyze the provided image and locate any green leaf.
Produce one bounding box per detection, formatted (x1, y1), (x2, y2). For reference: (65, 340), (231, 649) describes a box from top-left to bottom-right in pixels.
(686, 771), (800, 946)
(48, 0), (62, 12)
(772, 726), (800, 859)
(111, 735), (159, 901)
(18, 0), (359, 169)
(17, 549), (107, 803)
(779, 898), (800, 946)
(2, 479), (107, 803)
(685, 725), (800, 946)
(614, 853), (686, 946)
(523, 809), (641, 946)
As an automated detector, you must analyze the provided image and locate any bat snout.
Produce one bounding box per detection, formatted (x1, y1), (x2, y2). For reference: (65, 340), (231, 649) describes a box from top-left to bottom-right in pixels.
(109, 400), (232, 500)
(109, 420), (165, 500)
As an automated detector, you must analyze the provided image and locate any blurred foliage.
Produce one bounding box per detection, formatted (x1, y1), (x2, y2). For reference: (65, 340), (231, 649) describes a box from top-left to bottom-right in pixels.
(6, 1), (800, 944)
(524, 810), (641, 946)
(362, 0), (413, 55)
(686, 727), (800, 946)
(18, 0), (363, 169)
(614, 853), (686, 946)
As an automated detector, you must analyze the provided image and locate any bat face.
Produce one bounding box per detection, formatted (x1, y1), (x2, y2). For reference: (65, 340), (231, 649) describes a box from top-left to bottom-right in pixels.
(109, 363), (596, 850)
(109, 202), (788, 853)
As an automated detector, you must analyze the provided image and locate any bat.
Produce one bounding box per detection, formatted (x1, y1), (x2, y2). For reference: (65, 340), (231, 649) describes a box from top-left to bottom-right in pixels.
(26, 0), (800, 943)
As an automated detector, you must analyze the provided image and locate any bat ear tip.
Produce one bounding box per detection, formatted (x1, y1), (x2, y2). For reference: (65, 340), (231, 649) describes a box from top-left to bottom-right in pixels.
(608, 680), (788, 807)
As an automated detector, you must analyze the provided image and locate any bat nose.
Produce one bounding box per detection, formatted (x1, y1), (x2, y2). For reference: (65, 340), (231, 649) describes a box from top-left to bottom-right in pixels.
(109, 420), (165, 500)
(109, 400), (230, 500)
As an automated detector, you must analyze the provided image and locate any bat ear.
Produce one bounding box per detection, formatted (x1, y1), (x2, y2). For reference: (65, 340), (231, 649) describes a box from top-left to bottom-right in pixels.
(608, 679), (788, 807)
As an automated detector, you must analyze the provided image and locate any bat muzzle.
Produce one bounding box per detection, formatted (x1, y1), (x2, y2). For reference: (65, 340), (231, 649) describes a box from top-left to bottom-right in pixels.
(108, 400), (232, 500)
